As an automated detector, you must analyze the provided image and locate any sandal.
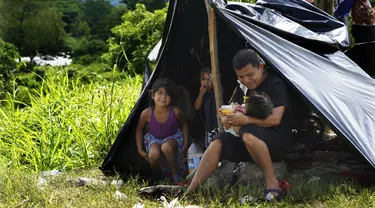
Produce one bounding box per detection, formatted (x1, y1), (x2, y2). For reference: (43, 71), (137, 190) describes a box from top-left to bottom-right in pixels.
(279, 180), (290, 192)
(263, 188), (285, 202)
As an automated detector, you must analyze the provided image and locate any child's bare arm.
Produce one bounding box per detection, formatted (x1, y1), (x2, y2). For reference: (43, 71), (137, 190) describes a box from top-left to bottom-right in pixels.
(136, 108), (149, 159)
(175, 108), (189, 154)
(194, 95), (204, 111)
(194, 83), (207, 110)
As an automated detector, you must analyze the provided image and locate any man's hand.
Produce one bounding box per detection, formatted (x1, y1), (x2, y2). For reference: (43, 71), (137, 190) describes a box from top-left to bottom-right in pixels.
(227, 112), (248, 126)
(138, 150), (149, 161)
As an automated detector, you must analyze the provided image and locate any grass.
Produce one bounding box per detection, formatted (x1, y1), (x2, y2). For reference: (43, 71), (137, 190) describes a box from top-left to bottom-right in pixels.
(0, 69), (142, 172)
(1, 165), (375, 207)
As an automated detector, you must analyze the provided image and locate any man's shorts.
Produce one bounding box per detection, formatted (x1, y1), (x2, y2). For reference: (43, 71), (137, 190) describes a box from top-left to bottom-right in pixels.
(205, 128), (219, 149)
(214, 124), (289, 162)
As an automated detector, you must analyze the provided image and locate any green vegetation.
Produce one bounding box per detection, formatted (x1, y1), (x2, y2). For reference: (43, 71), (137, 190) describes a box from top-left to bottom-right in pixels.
(0, 39), (21, 97)
(121, 0), (167, 11)
(0, 0), (372, 207)
(103, 4), (167, 74)
(0, 0), (128, 64)
(0, 1), (167, 174)
(0, 70), (141, 172)
(1, 167), (375, 207)
(0, 0), (67, 60)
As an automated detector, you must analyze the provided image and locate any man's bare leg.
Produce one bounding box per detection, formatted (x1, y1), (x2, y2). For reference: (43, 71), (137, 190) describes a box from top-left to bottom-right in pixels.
(186, 139), (222, 193)
(242, 133), (280, 190)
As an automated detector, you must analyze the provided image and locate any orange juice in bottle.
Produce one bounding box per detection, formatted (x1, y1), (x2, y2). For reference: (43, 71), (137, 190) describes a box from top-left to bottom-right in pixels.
(221, 105), (233, 115)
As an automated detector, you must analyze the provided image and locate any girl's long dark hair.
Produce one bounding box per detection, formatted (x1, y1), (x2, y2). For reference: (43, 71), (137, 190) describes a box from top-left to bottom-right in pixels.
(149, 77), (180, 107)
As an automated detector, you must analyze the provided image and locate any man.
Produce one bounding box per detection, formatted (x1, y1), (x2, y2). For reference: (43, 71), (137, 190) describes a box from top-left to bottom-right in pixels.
(186, 49), (294, 201)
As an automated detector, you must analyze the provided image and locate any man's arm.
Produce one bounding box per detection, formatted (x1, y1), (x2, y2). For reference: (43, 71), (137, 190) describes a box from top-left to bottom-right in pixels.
(249, 80), (288, 127)
(227, 106), (285, 127)
(228, 81), (288, 127)
(246, 106), (285, 127)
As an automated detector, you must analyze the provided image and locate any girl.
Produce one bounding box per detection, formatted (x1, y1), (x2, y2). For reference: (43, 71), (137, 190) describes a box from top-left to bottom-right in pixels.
(136, 78), (188, 184)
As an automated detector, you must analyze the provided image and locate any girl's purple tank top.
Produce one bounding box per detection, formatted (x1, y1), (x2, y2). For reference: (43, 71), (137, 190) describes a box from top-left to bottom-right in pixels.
(149, 107), (179, 139)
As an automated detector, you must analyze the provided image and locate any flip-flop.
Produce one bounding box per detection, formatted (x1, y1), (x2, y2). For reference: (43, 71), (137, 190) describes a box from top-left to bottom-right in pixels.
(263, 188), (285, 202)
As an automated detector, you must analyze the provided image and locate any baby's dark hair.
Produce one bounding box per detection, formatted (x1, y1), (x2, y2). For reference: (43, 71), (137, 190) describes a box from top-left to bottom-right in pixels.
(245, 91), (274, 119)
(149, 78), (173, 106)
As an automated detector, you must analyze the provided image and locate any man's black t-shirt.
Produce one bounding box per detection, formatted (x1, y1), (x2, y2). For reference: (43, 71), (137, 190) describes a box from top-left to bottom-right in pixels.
(231, 72), (293, 144)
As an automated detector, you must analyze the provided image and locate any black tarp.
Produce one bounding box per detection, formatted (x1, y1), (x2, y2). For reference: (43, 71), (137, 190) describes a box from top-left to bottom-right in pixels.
(100, 0), (375, 177)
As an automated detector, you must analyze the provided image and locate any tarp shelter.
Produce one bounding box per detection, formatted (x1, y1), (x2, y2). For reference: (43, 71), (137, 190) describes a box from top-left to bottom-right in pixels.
(100, 0), (375, 178)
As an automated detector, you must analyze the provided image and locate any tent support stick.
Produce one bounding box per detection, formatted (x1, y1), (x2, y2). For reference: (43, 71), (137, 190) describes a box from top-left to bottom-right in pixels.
(208, 7), (224, 132)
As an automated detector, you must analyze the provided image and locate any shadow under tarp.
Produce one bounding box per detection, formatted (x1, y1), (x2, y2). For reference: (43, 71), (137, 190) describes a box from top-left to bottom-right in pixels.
(346, 24), (375, 77)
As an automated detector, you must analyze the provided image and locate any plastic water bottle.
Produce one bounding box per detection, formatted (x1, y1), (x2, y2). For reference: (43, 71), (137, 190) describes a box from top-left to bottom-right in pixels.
(187, 142), (203, 174)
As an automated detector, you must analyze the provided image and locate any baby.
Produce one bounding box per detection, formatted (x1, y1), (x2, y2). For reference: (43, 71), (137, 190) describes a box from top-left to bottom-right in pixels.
(221, 91), (274, 137)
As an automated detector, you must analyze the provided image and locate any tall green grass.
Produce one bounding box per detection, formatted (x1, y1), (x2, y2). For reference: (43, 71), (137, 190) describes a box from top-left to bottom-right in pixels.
(0, 70), (142, 172)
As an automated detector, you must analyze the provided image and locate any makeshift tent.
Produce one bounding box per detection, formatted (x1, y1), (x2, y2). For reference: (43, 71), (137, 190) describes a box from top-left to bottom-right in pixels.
(100, 0), (375, 178)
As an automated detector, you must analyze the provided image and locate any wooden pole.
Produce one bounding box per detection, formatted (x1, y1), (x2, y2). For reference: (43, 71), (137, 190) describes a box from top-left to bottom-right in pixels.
(314, 0), (334, 15)
(208, 7), (224, 132)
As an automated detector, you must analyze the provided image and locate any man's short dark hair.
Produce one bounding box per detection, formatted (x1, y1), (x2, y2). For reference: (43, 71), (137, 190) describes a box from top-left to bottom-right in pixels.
(232, 49), (260, 70)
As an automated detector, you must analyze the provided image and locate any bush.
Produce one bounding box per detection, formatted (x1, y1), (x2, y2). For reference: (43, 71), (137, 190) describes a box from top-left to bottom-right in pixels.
(0, 39), (21, 97)
(6, 63), (132, 107)
(75, 54), (102, 65)
(62, 63), (128, 83)
(102, 4), (167, 74)
(65, 36), (108, 65)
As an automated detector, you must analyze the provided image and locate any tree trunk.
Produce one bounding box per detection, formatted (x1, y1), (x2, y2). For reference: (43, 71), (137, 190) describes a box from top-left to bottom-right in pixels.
(314, 0), (335, 15)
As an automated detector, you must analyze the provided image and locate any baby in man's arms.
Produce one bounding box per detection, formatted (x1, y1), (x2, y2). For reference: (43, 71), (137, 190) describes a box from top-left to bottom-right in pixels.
(221, 91), (274, 137)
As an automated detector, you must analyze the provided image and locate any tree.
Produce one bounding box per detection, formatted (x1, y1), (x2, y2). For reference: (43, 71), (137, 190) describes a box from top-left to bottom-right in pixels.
(53, 0), (89, 37)
(83, 0), (112, 39)
(102, 4), (167, 74)
(314, 0), (334, 15)
(83, 0), (127, 40)
(98, 5), (127, 40)
(121, 0), (166, 11)
(0, 0), (66, 60)
(0, 39), (20, 96)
